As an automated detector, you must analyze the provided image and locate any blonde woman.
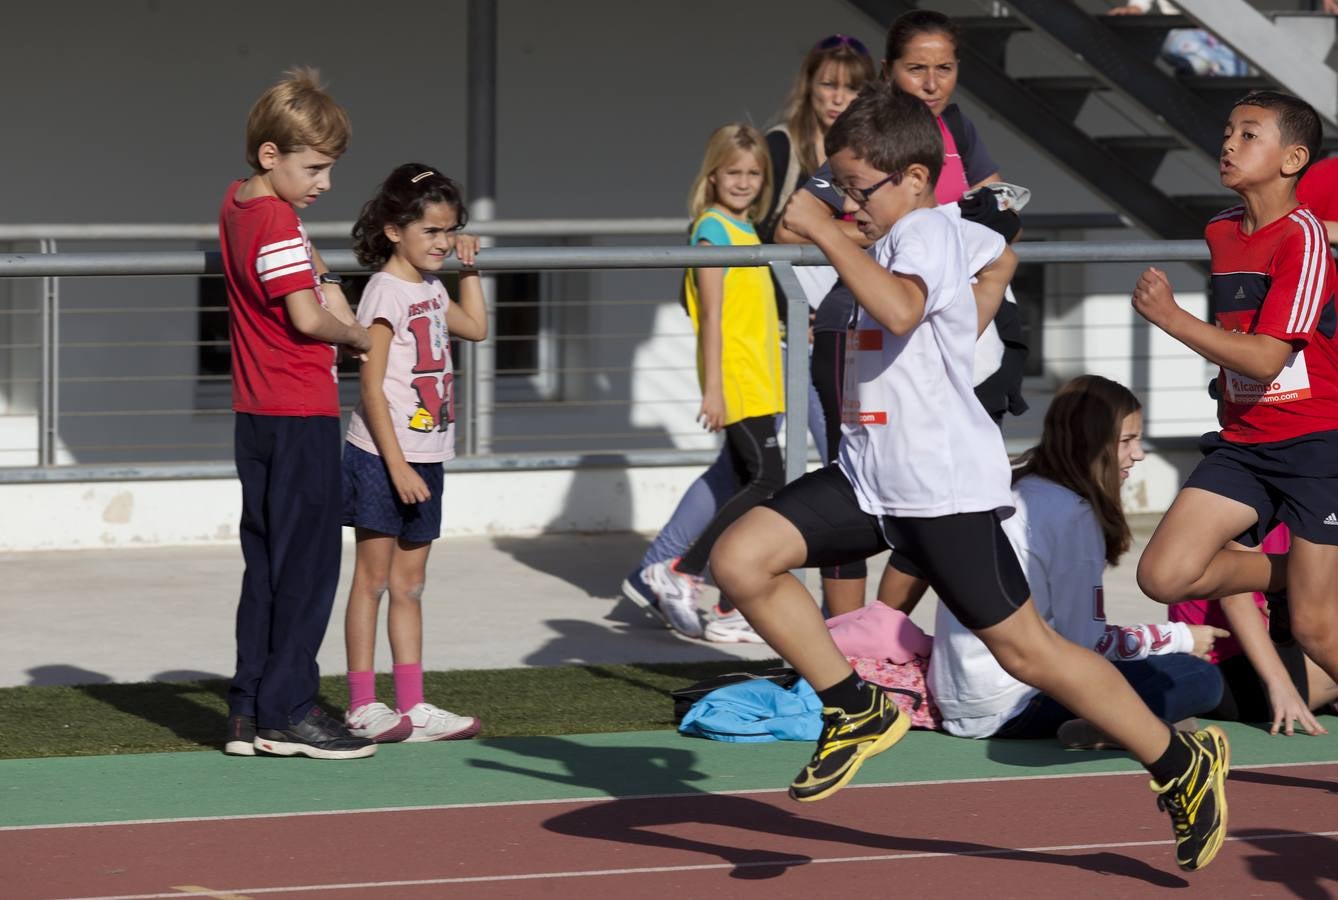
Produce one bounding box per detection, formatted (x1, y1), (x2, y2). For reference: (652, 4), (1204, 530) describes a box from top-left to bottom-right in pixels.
(759, 34), (875, 242)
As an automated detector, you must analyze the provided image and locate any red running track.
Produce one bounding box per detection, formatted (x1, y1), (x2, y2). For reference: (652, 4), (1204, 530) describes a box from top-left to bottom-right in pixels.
(7, 764), (1338, 899)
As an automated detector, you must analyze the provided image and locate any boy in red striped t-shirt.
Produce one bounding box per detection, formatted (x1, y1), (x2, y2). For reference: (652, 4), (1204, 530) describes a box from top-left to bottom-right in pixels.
(218, 68), (374, 760)
(1134, 91), (1338, 740)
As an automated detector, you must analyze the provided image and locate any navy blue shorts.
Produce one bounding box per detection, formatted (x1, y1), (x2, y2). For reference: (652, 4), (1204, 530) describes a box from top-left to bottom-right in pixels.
(341, 443), (443, 543)
(1184, 429), (1338, 547)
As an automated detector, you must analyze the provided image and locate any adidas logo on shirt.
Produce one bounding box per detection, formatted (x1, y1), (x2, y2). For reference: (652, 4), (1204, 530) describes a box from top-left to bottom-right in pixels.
(1234, 286), (1246, 300)
(1326, 513), (1338, 526)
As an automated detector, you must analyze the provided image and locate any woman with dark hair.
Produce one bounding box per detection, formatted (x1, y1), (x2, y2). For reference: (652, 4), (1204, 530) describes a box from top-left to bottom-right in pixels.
(929, 376), (1226, 744)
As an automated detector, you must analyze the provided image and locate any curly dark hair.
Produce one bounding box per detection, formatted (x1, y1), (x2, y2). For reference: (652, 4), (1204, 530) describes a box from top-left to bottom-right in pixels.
(351, 163), (468, 268)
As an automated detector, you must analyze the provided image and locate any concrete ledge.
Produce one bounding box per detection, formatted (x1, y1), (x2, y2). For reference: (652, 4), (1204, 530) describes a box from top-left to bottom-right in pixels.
(0, 447), (1202, 552)
(0, 464), (713, 551)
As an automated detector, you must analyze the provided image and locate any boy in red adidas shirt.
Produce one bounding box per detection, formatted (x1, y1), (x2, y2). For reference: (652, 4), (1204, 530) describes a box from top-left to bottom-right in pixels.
(219, 68), (374, 760)
(1134, 90), (1338, 738)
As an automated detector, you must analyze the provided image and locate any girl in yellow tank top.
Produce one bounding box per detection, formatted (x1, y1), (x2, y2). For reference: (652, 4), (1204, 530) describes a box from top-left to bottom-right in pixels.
(617, 124), (787, 642)
(683, 207), (785, 424)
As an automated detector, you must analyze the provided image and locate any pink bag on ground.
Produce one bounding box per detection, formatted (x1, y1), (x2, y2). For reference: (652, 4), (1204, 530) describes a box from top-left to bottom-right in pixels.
(826, 602), (932, 662)
(825, 603), (939, 728)
(849, 656), (940, 729)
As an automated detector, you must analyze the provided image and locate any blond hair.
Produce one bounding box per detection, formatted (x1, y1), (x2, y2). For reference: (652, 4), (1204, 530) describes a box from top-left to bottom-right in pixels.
(686, 124), (773, 223)
(245, 67), (351, 172)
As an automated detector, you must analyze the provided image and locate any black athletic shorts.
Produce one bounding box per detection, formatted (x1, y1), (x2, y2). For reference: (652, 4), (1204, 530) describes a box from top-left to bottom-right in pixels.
(762, 464), (1030, 630)
(1206, 643), (1309, 724)
(1184, 429), (1338, 547)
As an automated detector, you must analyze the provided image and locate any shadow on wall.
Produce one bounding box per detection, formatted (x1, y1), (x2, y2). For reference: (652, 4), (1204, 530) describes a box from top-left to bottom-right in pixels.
(490, 460), (641, 598)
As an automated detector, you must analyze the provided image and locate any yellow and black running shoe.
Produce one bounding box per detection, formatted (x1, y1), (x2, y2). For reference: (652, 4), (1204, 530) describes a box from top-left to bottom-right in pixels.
(789, 688), (908, 802)
(1152, 725), (1231, 871)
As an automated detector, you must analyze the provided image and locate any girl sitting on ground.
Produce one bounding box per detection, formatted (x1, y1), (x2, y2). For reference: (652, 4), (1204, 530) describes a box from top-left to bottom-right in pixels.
(929, 375), (1227, 744)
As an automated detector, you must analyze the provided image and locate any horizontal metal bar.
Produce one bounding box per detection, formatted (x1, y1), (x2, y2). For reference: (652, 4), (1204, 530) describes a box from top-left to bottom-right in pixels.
(0, 240), (1209, 278)
(0, 213), (1142, 243)
(0, 218), (691, 242)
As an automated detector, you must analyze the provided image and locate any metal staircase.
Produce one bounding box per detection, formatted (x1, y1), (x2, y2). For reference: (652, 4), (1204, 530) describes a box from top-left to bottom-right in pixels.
(849, 0), (1338, 239)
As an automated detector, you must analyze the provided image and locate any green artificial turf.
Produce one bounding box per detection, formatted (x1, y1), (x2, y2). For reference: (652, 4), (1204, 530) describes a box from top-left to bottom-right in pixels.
(0, 659), (783, 759)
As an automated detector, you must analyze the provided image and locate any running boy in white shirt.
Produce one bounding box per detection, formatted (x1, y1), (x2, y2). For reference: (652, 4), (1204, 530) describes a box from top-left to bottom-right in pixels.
(710, 82), (1230, 873)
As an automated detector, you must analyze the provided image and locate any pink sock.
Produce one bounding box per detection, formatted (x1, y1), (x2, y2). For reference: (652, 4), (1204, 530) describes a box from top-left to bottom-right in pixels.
(394, 662), (424, 712)
(348, 670), (377, 713)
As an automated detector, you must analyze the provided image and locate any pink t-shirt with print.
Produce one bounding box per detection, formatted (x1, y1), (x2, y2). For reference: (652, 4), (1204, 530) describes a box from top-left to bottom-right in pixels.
(346, 271), (456, 463)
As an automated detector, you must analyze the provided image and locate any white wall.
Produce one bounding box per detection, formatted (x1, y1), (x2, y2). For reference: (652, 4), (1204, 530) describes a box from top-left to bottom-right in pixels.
(0, 448), (1199, 552)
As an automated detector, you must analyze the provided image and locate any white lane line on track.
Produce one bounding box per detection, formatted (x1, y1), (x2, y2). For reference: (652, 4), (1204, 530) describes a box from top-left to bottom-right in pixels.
(51, 829), (1338, 900)
(4, 758), (1333, 833)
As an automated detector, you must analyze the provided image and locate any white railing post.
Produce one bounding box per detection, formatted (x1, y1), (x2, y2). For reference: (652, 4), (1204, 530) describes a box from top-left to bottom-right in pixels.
(38, 239), (59, 467)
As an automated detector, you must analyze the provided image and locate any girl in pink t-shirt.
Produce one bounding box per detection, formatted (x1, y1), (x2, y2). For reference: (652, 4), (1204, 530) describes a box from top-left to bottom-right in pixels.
(340, 164), (488, 743)
(1171, 524), (1338, 735)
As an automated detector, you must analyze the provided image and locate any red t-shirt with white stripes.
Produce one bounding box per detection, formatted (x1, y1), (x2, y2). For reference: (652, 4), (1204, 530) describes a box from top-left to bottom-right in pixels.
(218, 179), (338, 416)
(1207, 204), (1338, 443)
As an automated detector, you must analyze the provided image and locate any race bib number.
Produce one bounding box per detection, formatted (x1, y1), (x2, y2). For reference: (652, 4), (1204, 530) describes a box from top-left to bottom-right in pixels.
(842, 328), (887, 426)
(1223, 350), (1310, 405)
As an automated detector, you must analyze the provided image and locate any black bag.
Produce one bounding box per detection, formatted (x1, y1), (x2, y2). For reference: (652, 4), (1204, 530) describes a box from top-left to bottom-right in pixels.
(670, 667), (800, 723)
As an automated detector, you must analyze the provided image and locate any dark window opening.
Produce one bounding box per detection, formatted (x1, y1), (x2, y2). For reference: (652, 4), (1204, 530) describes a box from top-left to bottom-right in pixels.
(495, 272), (541, 377)
(1011, 261), (1045, 378)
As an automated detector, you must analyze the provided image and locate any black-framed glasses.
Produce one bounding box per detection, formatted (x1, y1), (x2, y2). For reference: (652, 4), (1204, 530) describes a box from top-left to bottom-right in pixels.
(835, 170), (904, 207)
(815, 33), (870, 56)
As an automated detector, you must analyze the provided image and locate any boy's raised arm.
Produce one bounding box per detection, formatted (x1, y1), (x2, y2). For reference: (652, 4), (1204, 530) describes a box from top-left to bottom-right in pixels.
(782, 200), (925, 336)
(774, 190), (871, 247)
(1132, 267), (1292, 383)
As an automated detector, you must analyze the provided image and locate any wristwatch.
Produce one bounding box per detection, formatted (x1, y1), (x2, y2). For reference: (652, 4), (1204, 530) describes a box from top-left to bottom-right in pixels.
(318, 272), (343, 286)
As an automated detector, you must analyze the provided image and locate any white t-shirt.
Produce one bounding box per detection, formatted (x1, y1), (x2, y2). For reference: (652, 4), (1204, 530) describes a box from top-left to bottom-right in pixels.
(346, 271), (457, 463)
(836, 204), (1012, 517)
(928, 475), (1194, 738)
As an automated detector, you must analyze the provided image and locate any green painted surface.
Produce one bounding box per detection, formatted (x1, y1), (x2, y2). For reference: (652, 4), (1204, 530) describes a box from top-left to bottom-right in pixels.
(2, 723), (1334, 828)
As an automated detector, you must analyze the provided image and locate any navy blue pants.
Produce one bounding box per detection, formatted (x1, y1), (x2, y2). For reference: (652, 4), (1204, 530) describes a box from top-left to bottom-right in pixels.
(993, 653), (1225, 739)
(229, 413), (343, 729)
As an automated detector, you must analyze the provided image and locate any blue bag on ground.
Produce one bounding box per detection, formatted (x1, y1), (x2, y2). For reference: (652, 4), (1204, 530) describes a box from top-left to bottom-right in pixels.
(678, 676), (822, 742)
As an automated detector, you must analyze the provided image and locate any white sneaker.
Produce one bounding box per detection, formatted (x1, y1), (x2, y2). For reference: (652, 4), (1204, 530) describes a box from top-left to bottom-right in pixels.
(403, 702), (482, 742)
(703, 607), (766, 644)
(345, 701), (413, 743)
(627, 558), (704, 638)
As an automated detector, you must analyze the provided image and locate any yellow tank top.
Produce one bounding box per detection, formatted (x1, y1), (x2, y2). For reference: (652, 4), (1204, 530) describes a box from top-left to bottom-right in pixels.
(683, 209), (785, 424)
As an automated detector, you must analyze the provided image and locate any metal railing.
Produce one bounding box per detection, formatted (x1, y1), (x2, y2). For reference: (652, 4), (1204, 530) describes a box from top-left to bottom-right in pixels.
(0, 239), (1214, 482)
(0, 218), (691, 243)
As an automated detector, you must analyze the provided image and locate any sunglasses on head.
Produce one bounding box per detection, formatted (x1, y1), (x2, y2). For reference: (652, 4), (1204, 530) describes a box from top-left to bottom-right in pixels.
(815, 34), (870, 56)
